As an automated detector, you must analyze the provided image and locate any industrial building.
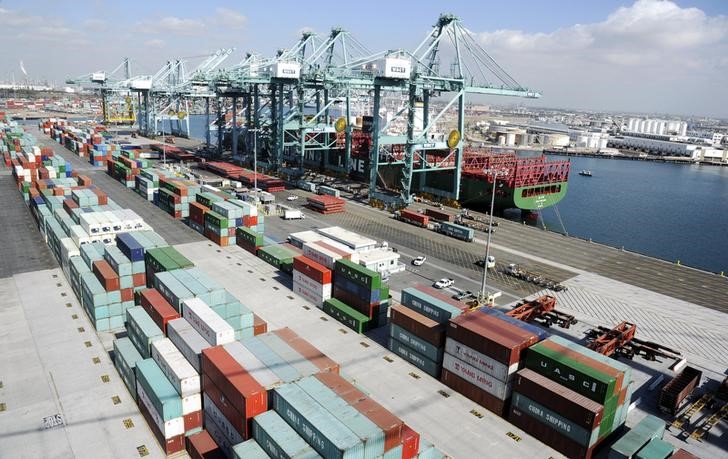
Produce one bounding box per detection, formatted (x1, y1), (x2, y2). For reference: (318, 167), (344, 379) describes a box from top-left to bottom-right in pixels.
(626, 118), (688, 137)
(608, 134), (727, 161)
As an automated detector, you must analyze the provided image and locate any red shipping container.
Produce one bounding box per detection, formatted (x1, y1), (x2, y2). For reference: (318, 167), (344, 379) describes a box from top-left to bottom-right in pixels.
(292, 256), (332, 285)
(92, 260), (120, 291)
(137, 395), (186, 456)
(201, 346), (267, 420)
(186, 430), (225, 459)
(272, 327), (339, 374)
(252, 314), (267, 336)
(441, 368), (509, 417)
(63, 198), (79, 215)
(390, 303), (445, 347)
(184, 410), (203, 432)
(202, 374), (247, 437)
(401, 424), (420, 459)
(133, 273), (146, 287)
(508, 406), (598, 459)
(242, 215), (257, 227)
(399, 209), (429, 226)
(120, 288), (134, 303)
(447, 312), (539, 366)
(90, 187), (108, 205)
(189, 202), (209, 226)
(139, 288), (180, 334)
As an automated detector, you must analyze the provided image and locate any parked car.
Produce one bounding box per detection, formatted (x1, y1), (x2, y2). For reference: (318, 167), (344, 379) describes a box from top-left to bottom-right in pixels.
(286, 195), (298, 201)
(412, 256), (426, 266)
(433, 278), (454, 289)
(475, 255), (496, 269)
(452, 290), (475, 301)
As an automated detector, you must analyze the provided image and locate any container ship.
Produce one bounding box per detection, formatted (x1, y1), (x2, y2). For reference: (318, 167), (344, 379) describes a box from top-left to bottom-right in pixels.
(342, 130), (570, 213)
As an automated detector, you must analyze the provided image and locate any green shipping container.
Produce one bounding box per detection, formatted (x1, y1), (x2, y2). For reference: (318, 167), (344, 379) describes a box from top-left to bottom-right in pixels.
(323, 298), (372, 334)
(525, 341), (617, 404)
(608, 415), (666, 459)
(334, 258), (381, 290)
(634, 438), (674, 459)
(236, 226), (264, 246)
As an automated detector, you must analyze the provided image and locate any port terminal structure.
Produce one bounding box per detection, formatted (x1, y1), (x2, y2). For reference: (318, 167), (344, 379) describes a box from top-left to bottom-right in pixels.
(66, 14), (541, 209)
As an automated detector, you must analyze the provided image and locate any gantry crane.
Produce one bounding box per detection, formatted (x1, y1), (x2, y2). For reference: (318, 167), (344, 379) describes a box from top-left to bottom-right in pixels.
(66, 58), (136, 124)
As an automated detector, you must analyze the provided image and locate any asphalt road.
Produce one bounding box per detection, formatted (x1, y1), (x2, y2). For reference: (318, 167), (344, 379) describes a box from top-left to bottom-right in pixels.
(270, 187), (728, 314)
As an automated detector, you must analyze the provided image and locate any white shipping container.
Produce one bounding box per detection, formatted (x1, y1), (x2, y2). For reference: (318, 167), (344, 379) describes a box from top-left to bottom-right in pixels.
(79, 213), (102, 235)
(291, 279), (330, 307)
(151, 338), (201, 398)
(136, 382), (184, 439)
(442, 353), (512, 400)
(182, 298), (235, 346)
(166, 318), (211, 373)
(444, 338), (518, 382)
(182, 392), (202, 416)
(292, 270), (332, 295)
(202, 392), (244, 445)
(223, 341), (283, 391)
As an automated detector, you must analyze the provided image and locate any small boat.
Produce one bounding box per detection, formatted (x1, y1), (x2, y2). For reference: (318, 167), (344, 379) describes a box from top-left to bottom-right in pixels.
(579, 170), (592, 177)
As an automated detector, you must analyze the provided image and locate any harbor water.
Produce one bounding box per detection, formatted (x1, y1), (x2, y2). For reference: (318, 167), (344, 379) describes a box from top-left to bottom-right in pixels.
(538, 155), (728, 274)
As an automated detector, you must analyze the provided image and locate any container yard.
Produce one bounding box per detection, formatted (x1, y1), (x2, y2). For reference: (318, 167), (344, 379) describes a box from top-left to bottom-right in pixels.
(0, 110), (727, 459)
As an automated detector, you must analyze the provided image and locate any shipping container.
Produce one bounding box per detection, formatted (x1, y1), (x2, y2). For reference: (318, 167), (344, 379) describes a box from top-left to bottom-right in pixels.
(113, 337), (143, 400)
(447, 312), (539, 366)
(388, 337), (441, 379)
(239, 336), (301, 383)
(658, 367), (701, 416)
(608, 415), (666, 459)
(444, 337), (516, 382)
(509, 406), (597, 459)
(151, 338), (200, 398)
(324, 298), (372, 334)
(668, 449), (700, 459)
(436, 221), (473, 242)
(400, 287), (463, 324)
(423, 208), (454, 222)
(390, 303), (445, 347)
(137, 385), (186, 456)
(314, 372), (403, 452)
(334, 258), (380, 290)
(182, 298), (235, 346)
(513, 368), (604, 430)
(230, 439), (271, 459)
(526, 339), (619, 403)
(296, 376), (385, 459)
(186, 429), (226, 459)
(511, 392), (600, 446)
(272, 383), (364, 458)
(397, 209), (429, 227)
(167, 318), (211, 373)
(203, 406), (241, 456)
(442, 353), (511, 400)
(126, 306), (165, 359)
(139, 288), (180, 334)
(223, 341), (284, 393)
(202, 388), (245, 445)
(293, 256), (332, 285)
(201, 346), (268, 420)
(635, 437), (674, 459)
(252, 409), (322, 459)
(272, 328), (340, 375)
(390, 324), (443, 362)
(136, 358), (184, 421)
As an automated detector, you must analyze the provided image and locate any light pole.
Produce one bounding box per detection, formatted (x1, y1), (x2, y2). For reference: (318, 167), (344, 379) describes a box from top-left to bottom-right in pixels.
(479, 167), (508, 305)
(252, 128), (258, 194)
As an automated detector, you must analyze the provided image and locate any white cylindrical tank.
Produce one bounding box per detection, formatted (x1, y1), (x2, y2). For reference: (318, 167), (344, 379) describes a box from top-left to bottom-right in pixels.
(505, 132), (516, 146)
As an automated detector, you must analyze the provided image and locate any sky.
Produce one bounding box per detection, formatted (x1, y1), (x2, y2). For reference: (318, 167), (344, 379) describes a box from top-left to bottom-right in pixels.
(1, 0), (727, 118)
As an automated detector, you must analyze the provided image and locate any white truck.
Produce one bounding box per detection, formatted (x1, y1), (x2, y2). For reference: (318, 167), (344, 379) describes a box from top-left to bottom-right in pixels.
(283, 209), (305, 220)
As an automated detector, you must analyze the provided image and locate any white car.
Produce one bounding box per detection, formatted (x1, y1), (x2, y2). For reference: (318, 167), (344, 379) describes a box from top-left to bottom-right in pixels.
(412, 256), (426, 266)
(286, 195), (298, 201)
(433, 278), (454, 289)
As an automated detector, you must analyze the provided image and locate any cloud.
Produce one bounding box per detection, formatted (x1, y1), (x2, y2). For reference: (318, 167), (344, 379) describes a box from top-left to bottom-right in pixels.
(211, 7), (246, 29)
(473, 0), (728, 116)
(0, 7), (39, 28)
(144, 39), (165, 49)
(83, 18), (108, 31)
(155, 16), (206, 34)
